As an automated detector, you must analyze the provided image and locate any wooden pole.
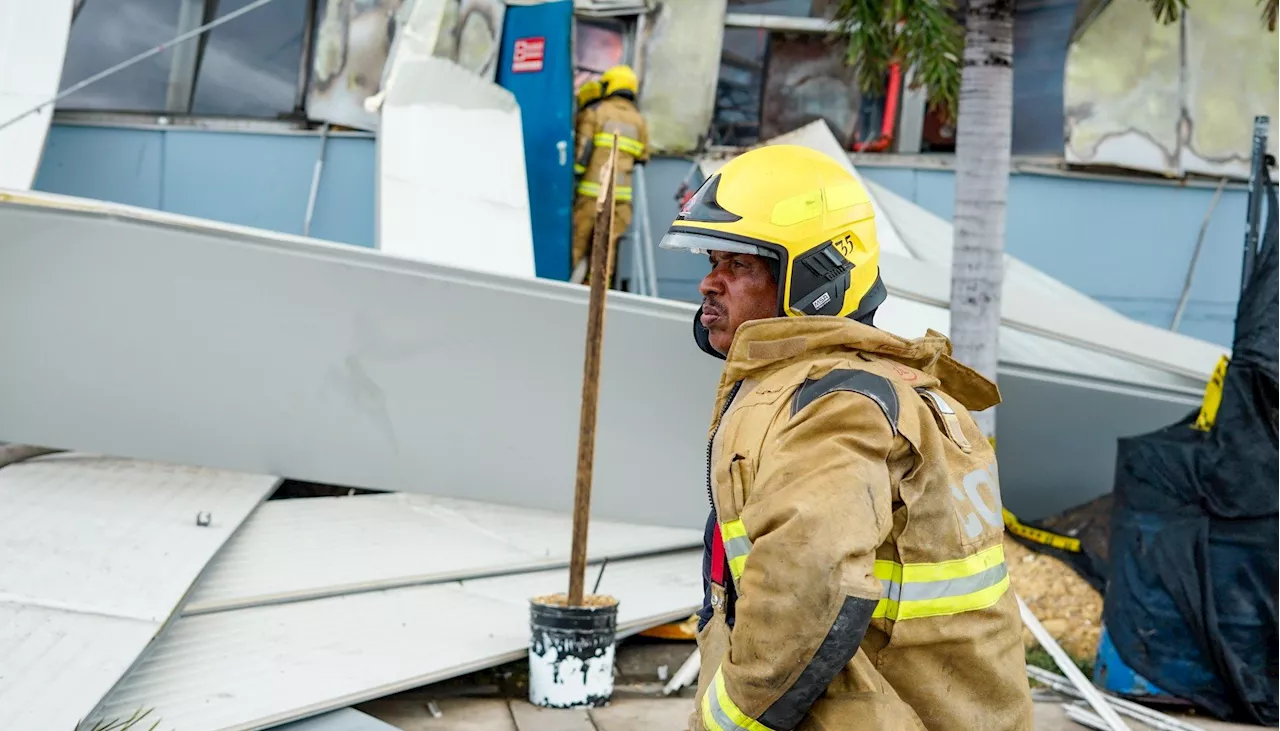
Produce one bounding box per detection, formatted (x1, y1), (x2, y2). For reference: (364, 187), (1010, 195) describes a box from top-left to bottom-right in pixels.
(567, 137), (620, 606)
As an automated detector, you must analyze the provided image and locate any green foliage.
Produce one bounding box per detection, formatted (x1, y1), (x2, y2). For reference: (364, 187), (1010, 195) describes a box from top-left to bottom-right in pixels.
(830, 0), (963, 122)
(832, 0), (1274, 126)
(1145, 0), (1274, 30)
(76, 708), (160, 731)
(1145, 0), (1188, 24)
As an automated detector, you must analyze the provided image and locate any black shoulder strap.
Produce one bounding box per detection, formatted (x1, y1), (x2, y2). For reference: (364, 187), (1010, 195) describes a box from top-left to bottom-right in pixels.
(790, 369), (899, 434)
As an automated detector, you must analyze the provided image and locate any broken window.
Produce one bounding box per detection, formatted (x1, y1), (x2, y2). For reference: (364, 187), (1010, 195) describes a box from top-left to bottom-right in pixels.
(191, 0), (306, 118)
(711, 28), (768, 146)
(58, 0), (182, 112)
(574, 18), (628, 90)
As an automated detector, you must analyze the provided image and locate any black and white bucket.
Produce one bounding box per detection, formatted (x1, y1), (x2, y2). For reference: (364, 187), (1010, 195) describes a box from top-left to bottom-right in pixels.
(528, 593), (619, 708)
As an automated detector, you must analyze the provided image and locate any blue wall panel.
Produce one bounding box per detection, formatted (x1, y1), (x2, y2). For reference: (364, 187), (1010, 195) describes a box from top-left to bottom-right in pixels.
(33, 124), (375, 249)
(34, 126), (164, 209)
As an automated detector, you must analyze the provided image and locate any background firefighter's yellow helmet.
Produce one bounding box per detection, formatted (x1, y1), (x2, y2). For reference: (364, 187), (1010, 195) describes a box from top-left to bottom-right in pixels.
(599, 64), (639, 96)
(576, 79), (602, 109)
(660, 144), (886, 322)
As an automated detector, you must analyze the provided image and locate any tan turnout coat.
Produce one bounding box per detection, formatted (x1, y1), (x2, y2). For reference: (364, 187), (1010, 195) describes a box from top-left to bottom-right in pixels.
(691, 316), (1034, 731)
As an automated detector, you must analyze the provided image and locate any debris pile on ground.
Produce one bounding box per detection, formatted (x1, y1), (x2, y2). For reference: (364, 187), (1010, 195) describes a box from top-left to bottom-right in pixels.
(1005, 534), (1103, 663)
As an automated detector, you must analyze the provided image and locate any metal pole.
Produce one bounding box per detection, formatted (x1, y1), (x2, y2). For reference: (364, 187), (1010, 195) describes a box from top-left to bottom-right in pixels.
(303, 123), (331, 237)
(0, 0), (284, 134)
(1240, 116), (1269, 291)
(1171, 177), (1228, 331)
(634, 164), (659, 298)
(294, 0), (320, 115)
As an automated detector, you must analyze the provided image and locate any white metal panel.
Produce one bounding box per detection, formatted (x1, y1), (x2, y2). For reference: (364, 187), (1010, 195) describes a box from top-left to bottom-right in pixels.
(868, 179), (1226, 381)
(377, 52), (535, 278)
(271, 708), (400, 731)
(0, 190), (1207, 525)
(0, 454), (278, 731)
(0, 0), (73, 190)
(186, 492), (701, 613)
(92, 552), (701, 731)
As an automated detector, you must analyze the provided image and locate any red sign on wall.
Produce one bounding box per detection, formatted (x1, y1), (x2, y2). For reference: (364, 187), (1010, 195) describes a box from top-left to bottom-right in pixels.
(512, 37), (546, 73)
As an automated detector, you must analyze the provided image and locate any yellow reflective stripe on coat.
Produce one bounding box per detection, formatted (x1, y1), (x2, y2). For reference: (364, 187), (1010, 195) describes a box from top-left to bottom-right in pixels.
(872, 544), (1010, 621)
(592, 131), (644, 158)
(575, 181), (633, 202)
(573, 163), (586, 174)
(719, 519), (751, 584)
(702, 667), (778, 731)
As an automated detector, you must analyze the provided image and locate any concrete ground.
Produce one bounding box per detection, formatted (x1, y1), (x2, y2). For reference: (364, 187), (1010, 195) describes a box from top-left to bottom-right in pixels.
(356, 640), (1255, 731)
(359, 695), (1254, 731)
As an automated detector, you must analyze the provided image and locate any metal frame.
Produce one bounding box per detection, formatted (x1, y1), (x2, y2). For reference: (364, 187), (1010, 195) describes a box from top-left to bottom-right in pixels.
(62, 0), (316, 121)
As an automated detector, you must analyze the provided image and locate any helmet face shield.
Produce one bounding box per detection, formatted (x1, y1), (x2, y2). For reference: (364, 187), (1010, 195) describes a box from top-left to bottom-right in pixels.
(658, 229), (779, 260)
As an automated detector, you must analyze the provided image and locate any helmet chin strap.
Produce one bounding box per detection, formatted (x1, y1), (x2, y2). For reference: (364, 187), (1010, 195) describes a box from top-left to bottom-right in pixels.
(693, 304), (727, 360)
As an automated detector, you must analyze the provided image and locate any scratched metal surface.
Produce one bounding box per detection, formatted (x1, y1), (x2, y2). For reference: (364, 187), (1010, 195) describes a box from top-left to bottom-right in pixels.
(0, 454), (278, 730)
(92, 551), (702, 731)
(185, 492), (700, 614)
(0, 189), (1209, 524)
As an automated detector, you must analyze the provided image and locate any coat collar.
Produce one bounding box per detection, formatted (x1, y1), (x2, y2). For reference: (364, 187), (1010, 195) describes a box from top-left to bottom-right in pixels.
(716, 316), (1000, 412)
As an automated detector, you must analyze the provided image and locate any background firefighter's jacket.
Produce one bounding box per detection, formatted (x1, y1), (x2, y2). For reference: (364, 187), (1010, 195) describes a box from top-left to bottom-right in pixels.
(573, 93), (648, 203)
(692, 317), (1034, 731)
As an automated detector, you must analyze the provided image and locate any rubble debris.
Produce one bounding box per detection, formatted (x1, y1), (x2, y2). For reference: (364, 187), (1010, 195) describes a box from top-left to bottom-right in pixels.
(1006, 534), (1103, 663)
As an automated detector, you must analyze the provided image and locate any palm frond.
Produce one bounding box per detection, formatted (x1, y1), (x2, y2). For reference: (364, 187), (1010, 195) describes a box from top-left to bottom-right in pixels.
(831, 0), (963, 122)
(1262, 0), (1277, 32)
(1146, 0), (1188, 24)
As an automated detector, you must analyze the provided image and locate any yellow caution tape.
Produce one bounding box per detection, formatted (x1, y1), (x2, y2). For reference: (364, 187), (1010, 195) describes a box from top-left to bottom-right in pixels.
(1194, 355), (1230, 432)
(1002, 508), (1082, 553)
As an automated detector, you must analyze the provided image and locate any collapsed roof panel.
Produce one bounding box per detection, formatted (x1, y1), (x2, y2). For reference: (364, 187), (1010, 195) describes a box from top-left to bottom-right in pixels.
(0, 188), (1209, 523)
(91, 551), (701, 731)
(0, 454), (278, 731)
(0, 0), (73, 190)
(185, 492), (701, 614)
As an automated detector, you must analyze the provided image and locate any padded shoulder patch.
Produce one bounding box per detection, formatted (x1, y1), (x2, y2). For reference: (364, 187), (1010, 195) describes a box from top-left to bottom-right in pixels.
(790, 369), (899, 433)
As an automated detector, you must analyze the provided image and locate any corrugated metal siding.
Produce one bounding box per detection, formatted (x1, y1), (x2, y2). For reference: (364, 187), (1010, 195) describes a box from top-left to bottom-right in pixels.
(93, 551), (701, 731)
(0, 455), (278, 731)
(185, 493), (701, 614)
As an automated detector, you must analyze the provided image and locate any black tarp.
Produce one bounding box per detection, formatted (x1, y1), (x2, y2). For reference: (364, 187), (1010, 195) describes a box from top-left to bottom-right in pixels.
(1101, 175), (1279, 725)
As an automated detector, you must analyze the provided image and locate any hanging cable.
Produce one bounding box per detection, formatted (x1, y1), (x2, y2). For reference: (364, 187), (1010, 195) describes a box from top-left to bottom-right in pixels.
(0, 0), (284, 134)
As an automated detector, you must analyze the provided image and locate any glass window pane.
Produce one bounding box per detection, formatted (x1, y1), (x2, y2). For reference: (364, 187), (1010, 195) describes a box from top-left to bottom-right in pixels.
(727, 0), (817, 17)
(574, 19), (626, 89)
(191, 0), (305, 117)
(712, 28), (768, 146)
(58, 0), (181, 112)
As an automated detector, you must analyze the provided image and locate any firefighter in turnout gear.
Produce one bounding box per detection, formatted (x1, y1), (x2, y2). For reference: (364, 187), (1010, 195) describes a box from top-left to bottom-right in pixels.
(576, 79), (603, 116)
(570, 64), (649, 283)
(660, 145), (1034, 731)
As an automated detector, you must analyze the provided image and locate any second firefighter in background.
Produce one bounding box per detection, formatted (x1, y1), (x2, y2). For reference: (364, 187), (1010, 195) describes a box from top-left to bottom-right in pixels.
(571, 64), (649, 283)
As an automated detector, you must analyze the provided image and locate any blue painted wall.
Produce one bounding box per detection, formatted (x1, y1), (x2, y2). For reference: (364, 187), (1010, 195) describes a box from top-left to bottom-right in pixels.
(34, 124), (377, 248)
(855, 167), (1249, 348)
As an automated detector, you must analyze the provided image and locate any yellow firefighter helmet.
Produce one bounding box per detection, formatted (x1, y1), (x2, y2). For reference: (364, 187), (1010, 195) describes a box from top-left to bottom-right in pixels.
(599, 64), (639, 96)
(576, 79), (602, 109)
(660, 144), (886, 322)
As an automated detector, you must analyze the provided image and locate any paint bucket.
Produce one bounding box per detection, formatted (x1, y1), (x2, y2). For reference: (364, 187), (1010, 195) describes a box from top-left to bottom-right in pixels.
(528, 593), (619, 708)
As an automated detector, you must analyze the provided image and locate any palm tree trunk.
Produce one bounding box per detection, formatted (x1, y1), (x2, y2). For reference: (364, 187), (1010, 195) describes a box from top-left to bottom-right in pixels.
(950, 0), (1013, 439)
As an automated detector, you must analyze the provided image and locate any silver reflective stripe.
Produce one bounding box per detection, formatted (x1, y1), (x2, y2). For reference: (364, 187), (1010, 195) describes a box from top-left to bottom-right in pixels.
(880, 563), (1009, 602)
(706, 682), (756, 731)
(723, 535), (751, 563)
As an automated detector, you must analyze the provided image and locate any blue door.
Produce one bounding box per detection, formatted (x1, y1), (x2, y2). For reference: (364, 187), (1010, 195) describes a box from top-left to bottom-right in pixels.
(497, 1), (574, 282)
